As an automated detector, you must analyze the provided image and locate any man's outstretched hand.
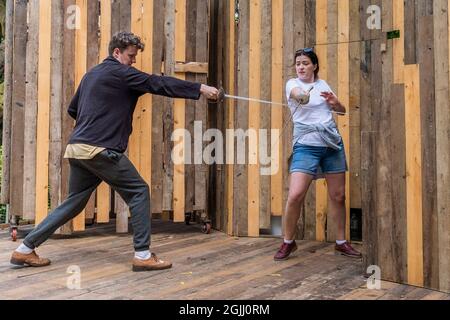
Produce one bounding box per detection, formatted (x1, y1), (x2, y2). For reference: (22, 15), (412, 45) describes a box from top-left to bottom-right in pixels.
(200, 84), (220, 101)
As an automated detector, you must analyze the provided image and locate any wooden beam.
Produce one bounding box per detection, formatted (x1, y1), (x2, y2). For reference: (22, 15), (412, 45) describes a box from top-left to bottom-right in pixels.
(0, 0), (14, 205)
(96, 0), (113, 223)
(338, 0), (350, 240)
(435, 0), (450, 293)
(226, 0), (235, 235)
(173, 0), (186, 222)
(23, 0), (39, 219)
(174, 62), (208, 74)
(270, 0), (283, 218)
(35, 0), (52, 225)
(247, 0), (261, 237)
(72, 0), (88, 232)
(404, 64), (423, 287)
(139, 0), (153, 206)
(393, 0), (404, 83)
(315, 0), (328, 242)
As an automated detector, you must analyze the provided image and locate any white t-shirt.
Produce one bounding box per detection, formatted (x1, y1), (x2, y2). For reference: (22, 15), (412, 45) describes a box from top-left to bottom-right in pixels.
(285, 78), (335, 147)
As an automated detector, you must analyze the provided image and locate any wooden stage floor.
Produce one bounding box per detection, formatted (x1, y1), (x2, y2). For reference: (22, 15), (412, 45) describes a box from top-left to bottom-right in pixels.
(0, 220), (449, 300)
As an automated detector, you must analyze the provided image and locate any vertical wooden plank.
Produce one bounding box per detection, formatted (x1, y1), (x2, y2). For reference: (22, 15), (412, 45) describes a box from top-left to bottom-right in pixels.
(349, 0), (361, 212)
(208, 0), (222, 230)
(193, 0), (209, 217)
(315, 0), (327, 242)
(302, 0), (316, 241)
(23, 0), (39, 219)
(83, 0), (100, 224)
(100, 0), (112, 59)
(281, 0), (304, 239)
(376, 0), (396, 282)
(418, 14), (439, 290)
(10, 0), (27, 219)
(58, 0), (76, 234)
(35, 0), (52, 224)
(360, 0), (379, 270)
(248, 0), (261, 237)
(184, 0), (196, 217)
(48, 0), (63, 216)
(325, 0), (338, 242)
(434, 0), (450, 293)
(393, 0), (404, 83)
(96, 0), (113, 224)
(234, 0), (249, 236)
(140, 0), (153, 203)
(0, 0), (14, 205)
(162, 0), (175, 214)
(403, 0), (416, 65)
(390, 83), (407, 283)
(173, 0), (186, 222)
(337, 0), (350, 241)
(259, 0), (271, 230)
(151, 0), (164, 215)
(270, 0), (283, 221)
(115, 0), (131, 232)
(226, 0), (235, 235)
(72, 0), (88, 232)
(129, 0), (143, 175)
(404, 64), (423, 287)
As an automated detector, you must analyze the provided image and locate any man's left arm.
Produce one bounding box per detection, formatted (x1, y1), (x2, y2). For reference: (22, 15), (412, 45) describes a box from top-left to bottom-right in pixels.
(125, 67), (218, 101)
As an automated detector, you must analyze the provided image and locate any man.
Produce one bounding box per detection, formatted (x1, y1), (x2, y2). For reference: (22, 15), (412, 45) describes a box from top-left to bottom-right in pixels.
(10, 32), (219, 272)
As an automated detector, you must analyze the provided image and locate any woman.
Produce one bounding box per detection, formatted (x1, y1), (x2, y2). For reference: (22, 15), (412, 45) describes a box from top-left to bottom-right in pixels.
(274, 48), (361, 261)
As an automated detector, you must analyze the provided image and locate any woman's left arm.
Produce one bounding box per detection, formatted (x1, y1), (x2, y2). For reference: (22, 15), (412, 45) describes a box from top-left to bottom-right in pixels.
(320, 92), (346, 114)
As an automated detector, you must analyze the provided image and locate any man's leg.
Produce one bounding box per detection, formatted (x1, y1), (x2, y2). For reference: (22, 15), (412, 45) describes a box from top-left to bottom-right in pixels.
(78, 150), (172, 270)
(23, 159), (101, 249)
(78, 150), (151, 252)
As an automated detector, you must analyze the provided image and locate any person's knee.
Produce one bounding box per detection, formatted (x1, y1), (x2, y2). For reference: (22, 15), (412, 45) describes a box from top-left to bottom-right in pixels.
(287, 190), (306, 206)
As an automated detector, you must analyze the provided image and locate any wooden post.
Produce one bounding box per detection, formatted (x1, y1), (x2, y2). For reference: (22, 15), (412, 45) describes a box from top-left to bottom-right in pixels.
(247, 0), (261, 237)
(0, 0), (14, 205)
(434, 0), (450, 293)
(35, 0), (52, 225)
(315, 0), (327, 242)
(337, 0), (350, 241)
(49, 0), (64, 217)
(225, 0), (236, 235)
(23, 0), (39, 219)
(173, 0), (186, 222)
(270, 0), (283, 222)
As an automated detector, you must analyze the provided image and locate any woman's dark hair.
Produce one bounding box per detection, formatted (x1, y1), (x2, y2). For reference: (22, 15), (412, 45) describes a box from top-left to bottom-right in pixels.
(295, 48), (319, 79)
(108, 31), (145, 56)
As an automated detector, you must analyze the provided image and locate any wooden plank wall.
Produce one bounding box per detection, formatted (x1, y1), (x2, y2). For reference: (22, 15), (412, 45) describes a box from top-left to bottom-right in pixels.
(2, 0), (211, 232)
(208, 0), (450, 293)
(360, 0), (450, 293)
(212, 0), (354, 240)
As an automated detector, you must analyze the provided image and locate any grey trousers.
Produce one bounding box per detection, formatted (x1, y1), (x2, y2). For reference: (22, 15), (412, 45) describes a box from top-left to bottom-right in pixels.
(23, 149), (151, 252)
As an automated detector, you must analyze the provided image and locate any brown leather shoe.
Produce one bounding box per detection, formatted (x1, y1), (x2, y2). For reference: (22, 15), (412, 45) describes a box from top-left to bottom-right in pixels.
(10, 250), (51, 268)
(335, 242), (362, 258)
(132, 253), (172, 272)
(274, 240), (297, 261)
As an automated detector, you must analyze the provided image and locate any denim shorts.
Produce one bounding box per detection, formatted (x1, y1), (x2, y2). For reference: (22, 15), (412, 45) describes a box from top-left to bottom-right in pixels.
(289, 141), (348, 176)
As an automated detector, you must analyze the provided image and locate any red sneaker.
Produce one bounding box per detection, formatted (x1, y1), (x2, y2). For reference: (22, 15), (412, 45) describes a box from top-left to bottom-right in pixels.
(274, 240), (297, 261)
(335, 242), (362, 258)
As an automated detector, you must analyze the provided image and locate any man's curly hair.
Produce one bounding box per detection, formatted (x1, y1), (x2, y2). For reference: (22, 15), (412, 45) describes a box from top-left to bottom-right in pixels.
(108, 31), (145, 55)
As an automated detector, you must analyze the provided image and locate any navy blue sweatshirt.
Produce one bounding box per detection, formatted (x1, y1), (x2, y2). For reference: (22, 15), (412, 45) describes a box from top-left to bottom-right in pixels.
(68, 56), (202, 152)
